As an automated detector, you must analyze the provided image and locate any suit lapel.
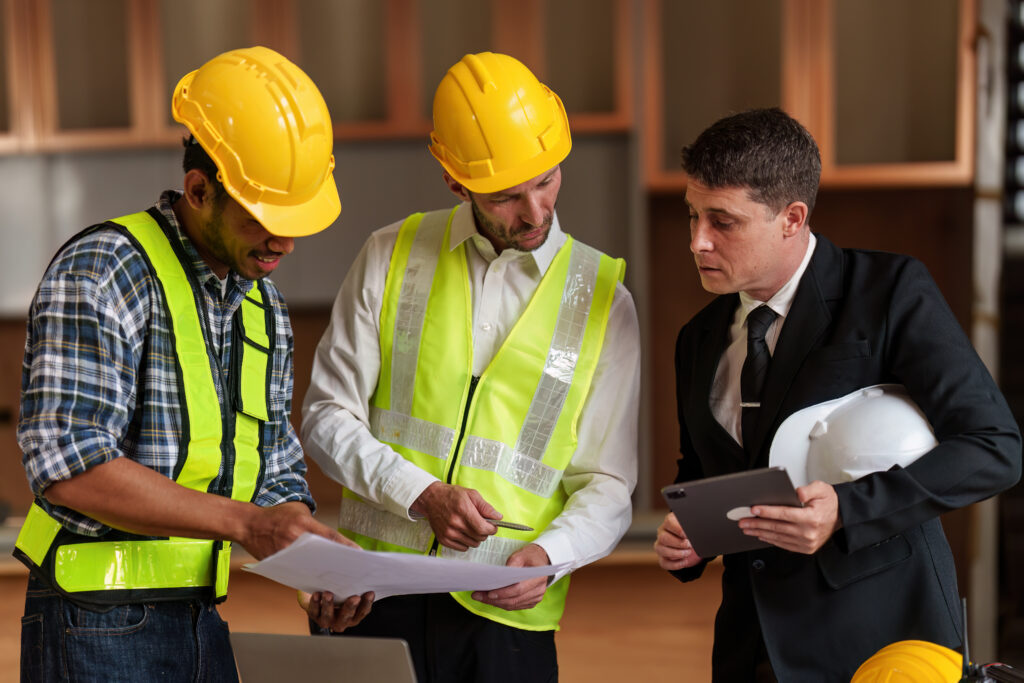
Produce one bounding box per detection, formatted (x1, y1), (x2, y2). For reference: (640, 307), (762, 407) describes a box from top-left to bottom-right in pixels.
(749, 235), (843, 464)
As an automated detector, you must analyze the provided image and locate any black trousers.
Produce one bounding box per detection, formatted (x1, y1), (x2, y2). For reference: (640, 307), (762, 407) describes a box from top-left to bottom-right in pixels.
(312, 593), (557, 683)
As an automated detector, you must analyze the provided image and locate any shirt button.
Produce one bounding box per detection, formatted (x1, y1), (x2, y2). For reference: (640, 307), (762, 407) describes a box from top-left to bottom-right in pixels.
(481, 323), (493, 332)
(751, 559), (766, 572)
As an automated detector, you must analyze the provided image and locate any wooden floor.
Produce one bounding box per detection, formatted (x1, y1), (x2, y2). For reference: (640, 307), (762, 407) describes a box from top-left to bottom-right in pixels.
(0, 556), (722, 682)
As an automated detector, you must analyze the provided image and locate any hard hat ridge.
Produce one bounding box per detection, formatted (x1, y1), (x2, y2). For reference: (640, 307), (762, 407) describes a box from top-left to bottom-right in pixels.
(429, 52), (571, 194)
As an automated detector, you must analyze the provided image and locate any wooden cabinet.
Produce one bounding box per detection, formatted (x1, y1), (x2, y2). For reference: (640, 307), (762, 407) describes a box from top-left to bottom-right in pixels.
(643, 0), (786, 192)
(0, 0), (632, 154)
(644, 0), (977, 190)
(816, 0), (975, 186)
(0, 0), (32, 153)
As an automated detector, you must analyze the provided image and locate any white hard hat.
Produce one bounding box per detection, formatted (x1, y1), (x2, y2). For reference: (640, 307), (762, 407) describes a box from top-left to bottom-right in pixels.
(769, 384), (938, 488)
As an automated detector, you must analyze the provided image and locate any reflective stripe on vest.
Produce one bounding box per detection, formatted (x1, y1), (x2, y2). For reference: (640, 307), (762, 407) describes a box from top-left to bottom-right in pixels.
(15, 210), (270, 603)
(340, 207), (623, 630)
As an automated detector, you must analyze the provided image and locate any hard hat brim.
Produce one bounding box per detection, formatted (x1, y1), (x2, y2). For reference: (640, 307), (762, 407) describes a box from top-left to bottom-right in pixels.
(233, 169), (341, 238)
(430, 134), (571, 195)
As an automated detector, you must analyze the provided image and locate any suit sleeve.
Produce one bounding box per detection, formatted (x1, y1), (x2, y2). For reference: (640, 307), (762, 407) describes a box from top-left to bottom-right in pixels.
(669, 321), (712, 582)
(834, 258), (1022, 552)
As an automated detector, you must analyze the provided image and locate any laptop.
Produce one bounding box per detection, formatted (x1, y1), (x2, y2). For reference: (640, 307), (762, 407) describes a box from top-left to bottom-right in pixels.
(231, 632), (418, 683)
(661, 466), (802, 558)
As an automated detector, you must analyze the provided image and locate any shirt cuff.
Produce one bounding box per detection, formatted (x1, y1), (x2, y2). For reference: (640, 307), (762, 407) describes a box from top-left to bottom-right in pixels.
(532, 532), (575, 583)
(382, 463), (440, 521)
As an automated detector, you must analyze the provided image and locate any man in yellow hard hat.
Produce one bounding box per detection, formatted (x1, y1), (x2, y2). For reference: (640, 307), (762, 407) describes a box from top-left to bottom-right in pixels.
(14, 46), (372, 681)
(654, 108), (1022, 681)
(301, 52), (640, 682)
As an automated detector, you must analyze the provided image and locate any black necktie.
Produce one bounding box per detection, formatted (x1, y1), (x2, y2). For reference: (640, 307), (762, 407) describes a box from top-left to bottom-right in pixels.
(740, 305), (777, 452)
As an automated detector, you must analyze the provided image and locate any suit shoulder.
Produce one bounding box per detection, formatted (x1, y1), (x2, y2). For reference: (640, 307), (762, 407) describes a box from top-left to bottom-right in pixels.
(813, 239), (935, 295)
(839, 244), (927, 278)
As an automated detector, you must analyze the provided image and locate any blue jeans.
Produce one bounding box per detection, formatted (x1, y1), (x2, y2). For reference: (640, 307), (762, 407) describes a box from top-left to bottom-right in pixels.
(20, 574), (239, 682)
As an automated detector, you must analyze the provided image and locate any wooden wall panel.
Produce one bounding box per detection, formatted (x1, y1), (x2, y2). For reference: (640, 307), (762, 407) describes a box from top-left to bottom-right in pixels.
(0, 318), (30, 515)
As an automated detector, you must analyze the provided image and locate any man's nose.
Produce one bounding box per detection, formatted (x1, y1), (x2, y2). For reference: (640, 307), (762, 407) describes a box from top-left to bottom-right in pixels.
(268, 235), (295, 255)
(519, 195), (546, 227)
(690, 220), (712, 254)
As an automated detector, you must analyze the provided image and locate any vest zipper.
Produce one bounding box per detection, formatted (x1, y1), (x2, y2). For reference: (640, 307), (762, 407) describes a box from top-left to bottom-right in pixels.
(429, 374), (480, 556)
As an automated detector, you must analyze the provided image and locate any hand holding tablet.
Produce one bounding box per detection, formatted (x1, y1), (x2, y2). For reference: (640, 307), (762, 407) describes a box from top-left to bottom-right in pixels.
(661, 467), (802, 558)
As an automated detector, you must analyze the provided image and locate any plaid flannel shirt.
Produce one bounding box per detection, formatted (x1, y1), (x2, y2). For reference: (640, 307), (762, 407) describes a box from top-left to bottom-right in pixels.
(17, 191), (313, 536)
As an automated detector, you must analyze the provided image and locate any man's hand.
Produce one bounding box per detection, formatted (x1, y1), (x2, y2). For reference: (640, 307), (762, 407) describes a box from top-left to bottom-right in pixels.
(654, 512), (703, 570)
(471, 543), (551, 611)
(740, 480), (841, 554)
(238, 501), (360, 560)
(300, 590), (375, 633)
(411, 482), (501, 551)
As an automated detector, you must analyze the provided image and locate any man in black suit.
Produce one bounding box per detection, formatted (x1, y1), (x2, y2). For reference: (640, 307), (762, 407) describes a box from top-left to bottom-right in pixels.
(654, 108), (1022, 681)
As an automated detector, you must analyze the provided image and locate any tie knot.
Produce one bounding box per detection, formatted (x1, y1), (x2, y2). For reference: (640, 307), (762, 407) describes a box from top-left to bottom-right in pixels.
(746, 305), (777, 342)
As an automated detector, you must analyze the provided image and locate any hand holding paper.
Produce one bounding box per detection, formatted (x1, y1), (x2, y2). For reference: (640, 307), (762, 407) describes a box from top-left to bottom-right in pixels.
(245, 533), (569, 601)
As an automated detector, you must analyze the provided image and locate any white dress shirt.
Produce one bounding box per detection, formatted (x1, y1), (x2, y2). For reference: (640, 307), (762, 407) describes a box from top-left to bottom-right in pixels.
(710, 234), (817, 444)
(301, 202), (640, 575)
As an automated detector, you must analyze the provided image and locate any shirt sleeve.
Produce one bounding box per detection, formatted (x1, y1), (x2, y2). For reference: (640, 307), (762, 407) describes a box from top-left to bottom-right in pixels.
(18, 234), (151, 536)
(531, 282), (641, 579)
(301, 223), (439, 519)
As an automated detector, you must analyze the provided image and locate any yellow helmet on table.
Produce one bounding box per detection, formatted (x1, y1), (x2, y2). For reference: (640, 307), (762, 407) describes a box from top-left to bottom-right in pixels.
(429, 52), (571, 193)
(172, 45), (340, 237)
(851, 640), (963, 682)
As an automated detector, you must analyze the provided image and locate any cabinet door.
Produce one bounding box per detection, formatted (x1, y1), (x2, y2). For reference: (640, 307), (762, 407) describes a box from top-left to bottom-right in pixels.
(291, 0), (401, 137)
(542, 0), (631, 132)
(31, 0), (155, 150)
(818, 0), (975, 185)
(643, 0), (786, 191)
(0, 0), (15, 152)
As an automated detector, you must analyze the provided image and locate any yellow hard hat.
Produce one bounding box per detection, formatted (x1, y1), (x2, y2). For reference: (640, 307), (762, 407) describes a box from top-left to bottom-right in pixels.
(429, 52), (571, 194)
(851, 640), (963, 682)
(172, 46), (340, 237)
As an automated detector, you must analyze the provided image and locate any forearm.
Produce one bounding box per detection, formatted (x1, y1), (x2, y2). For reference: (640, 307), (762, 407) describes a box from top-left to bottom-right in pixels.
(44, 456), (261, 543)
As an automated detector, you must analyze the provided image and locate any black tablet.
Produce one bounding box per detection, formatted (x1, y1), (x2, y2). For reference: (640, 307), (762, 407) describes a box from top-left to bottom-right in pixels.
(661, 466), (802, 558)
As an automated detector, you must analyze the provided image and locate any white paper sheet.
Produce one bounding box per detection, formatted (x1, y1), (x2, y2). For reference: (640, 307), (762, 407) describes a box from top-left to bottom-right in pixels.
(243, 533), (569, 600)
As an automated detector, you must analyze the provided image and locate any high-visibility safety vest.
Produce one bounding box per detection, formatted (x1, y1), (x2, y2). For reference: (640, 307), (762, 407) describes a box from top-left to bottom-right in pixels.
(15, 208), (272, 605)
(339, 207), (624, 630)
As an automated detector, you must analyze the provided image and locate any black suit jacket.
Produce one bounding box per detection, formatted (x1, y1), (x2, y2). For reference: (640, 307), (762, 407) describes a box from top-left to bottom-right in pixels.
(671, 234), (1022, 682)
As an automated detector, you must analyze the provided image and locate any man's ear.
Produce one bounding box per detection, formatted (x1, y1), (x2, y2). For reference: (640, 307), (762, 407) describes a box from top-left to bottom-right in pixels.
(182, 169), (214, 210)
(442, 172), (472, 202)
(781, 201), (808, 237)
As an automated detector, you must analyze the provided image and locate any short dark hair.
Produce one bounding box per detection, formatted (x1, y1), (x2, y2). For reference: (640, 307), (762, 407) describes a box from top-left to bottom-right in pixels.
(182, 135), (228, 202)
(681, 108), (820, 216)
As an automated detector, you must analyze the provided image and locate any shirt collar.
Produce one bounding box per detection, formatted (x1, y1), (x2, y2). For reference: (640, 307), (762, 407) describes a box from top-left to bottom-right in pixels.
(447, 202), (566, 275)
(156, 190), (253, 296)
(738, 232), (817, 321)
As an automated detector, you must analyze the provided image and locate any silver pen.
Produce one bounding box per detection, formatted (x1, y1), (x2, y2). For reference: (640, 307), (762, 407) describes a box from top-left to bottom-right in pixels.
(486, 519), (534, 531)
